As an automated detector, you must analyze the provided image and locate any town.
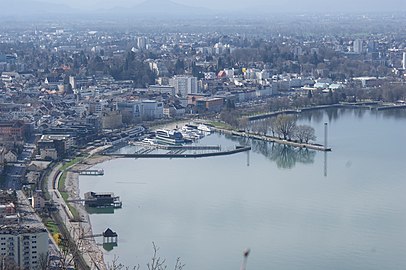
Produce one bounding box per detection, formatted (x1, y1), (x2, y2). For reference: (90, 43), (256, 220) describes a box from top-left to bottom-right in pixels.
(1, 10), (406, 270)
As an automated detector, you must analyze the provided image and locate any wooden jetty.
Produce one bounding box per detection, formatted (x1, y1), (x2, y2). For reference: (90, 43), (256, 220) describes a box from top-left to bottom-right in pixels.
(81, 228), (118, 244)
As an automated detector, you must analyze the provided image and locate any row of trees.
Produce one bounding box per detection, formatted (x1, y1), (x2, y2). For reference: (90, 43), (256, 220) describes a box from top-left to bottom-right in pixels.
(250, 115), (316, 143)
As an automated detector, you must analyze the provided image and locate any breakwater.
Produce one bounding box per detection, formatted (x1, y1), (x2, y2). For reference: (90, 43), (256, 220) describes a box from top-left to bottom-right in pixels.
(104, 146), (251, 158)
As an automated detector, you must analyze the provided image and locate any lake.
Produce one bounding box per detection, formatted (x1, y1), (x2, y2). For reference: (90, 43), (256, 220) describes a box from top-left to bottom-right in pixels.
(79, 108), (406, 270)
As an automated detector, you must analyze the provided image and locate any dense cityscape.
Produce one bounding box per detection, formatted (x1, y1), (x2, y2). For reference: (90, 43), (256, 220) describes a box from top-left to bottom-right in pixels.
(1, 3), (406, 269)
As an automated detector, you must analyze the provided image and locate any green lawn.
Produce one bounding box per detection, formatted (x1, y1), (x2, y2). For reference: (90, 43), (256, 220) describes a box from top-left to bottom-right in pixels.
(59, 155), (86, 171)
(45, 219), (60, 235)
(59, 172), (67, 191)
(206, 121), (232, 130)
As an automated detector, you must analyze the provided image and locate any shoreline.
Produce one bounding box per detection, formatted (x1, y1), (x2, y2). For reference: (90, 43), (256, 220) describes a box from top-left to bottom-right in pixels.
(64, 119), (193, 268)
(64, 154), (117, 269)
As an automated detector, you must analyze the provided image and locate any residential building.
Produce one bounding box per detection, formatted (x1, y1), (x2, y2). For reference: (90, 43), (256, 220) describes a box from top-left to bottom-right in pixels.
(169, 75), (199, 97)
(141, 100), (164, 120)
(353, 39), (363, 54)
(4, 150), (17, 163)
(195, 97), (224, 113)
(37, 134), (74, 160)
(0, 121), (26, 140)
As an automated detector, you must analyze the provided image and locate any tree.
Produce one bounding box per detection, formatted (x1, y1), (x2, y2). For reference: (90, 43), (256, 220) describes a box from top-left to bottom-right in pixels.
(107, 242), (184, 270)
(267, 118), (277, 137)
(295, 125), (316, 143)
(274, 115), (297, 140)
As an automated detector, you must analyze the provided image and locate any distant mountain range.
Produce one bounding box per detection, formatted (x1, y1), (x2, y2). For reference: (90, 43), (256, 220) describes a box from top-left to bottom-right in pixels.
(1, 0), (73, 16)
(0, 0), (212, 18)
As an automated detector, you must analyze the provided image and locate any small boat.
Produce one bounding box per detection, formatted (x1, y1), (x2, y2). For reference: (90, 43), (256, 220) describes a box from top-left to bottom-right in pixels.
(197, 124), (212, 133)
(142, 138), (155, 145)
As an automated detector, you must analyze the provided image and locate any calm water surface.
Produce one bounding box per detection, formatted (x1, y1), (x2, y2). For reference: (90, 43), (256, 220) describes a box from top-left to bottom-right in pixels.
(79, 108), (406, 270)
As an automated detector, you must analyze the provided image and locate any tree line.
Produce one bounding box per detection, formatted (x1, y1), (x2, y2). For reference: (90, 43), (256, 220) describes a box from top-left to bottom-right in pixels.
(249, 115), (316, 143)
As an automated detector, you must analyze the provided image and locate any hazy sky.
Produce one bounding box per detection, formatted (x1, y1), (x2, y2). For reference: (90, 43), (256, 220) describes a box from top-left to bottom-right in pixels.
(31, 0), (406, 12)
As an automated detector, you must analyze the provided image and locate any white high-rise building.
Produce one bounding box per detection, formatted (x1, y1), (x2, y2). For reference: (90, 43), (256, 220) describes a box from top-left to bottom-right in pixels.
(0, 191), (49, 269)
(0, 227), (48, 269)
(353, 39), (363, 54)
(169, 75), (199, 97)
(402, 51), (406, 70)
(137, 37), (147, 50)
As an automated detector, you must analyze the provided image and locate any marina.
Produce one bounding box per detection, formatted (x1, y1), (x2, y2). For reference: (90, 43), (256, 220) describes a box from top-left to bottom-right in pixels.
(103, 123), (251, 158)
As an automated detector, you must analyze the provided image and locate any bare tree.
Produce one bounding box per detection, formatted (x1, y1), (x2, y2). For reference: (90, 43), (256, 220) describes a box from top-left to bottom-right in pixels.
(107, 242), (184, 270)
(274, 115), (297, 140)
(0, 256), (23, 270)
(266, 118), (277, 137)
(295, 125), (316, 143)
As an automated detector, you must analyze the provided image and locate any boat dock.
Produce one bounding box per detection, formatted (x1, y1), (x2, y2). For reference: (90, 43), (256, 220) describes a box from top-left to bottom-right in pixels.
(129, 141), (221, 151)
(81, 228), (118, 244)
(68, 191), (122, 208)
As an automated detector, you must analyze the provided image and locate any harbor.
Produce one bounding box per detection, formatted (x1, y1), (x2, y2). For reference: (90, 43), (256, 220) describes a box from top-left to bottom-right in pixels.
(104, 123), (252, 158)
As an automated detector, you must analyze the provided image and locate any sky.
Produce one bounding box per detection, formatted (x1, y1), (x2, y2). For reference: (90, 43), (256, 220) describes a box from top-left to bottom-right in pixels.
(43, 0), (406, 12)
(4, 0), (406, 14)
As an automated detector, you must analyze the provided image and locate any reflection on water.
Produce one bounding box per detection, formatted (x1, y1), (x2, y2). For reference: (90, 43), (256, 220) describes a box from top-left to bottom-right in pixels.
(85, 206), (115, 215)
(224, 133), (316, 169)
(103, 242), (118, 252)
(300, 107), (406, 123)
(267, 143), (315, 169)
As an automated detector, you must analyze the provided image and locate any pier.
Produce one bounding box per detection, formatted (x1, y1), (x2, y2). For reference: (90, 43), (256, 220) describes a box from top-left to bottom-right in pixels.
(68, 192), (122, 208)
(129, 141), (221, 151)
(216, 128), (331, 152)
(105, 145), (251, 159)
(81, 228), (118, 244)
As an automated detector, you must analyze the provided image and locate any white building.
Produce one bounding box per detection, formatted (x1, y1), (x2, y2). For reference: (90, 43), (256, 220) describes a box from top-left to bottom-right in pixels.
(117, 100), (163, 120)
(403, 51), (406, 70)
(256, 70), (270, 81)
(0, 191), (49, 270)
(353, 39), (363, 54)
(169, 75), (199, 97)
(141, 100), (164, 120)
(137, 37), (148, 50)
(223, 68), (235, 78)
(0, 226), (48, 269)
